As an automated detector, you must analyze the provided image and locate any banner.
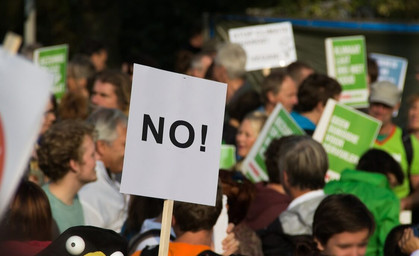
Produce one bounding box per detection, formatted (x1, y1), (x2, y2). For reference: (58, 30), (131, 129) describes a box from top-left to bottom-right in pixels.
(325, 36), (368, 107)
(229, 22), (297, 71)
(0, 48), (53, 217)
(369, 53), (408, 91)
(120, 64), (227, 206)
(313, 99), (381, 180)
(242, 104), (304, 182)
(34, 44), (68, 101)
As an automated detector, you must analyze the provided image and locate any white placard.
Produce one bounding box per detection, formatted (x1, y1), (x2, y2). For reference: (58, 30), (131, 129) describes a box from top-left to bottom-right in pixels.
(120, 64), (227, 206)
(0, 48), (53, 217)
(229, 22), (297, 71)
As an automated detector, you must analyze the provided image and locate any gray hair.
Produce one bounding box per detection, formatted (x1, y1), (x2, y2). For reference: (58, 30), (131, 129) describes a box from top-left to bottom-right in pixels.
(278, 135), (328, 190)
(214, 43), (247, 79)
(87, 107), (127, 144)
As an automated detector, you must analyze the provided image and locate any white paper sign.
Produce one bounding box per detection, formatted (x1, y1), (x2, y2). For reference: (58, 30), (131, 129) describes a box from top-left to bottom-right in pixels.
(229, 22), (297, 71)
(120, 64), (227, 206)
(0, 48), (53, 217)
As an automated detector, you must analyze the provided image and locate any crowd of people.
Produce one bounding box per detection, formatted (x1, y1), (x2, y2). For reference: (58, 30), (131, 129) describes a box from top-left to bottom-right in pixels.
(2, 34), (419, 256)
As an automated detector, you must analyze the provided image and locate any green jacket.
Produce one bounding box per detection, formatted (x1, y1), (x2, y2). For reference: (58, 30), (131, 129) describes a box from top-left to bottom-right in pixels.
(324, 169), (400, 256)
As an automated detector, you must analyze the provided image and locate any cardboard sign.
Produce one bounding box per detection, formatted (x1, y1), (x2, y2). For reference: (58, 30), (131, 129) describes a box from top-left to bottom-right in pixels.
(229, 22), (297, 71)
(120, 64), (227, 206)
(34, 44), (68, 101)
(0, 48), (53, 217)
(242, 104), (305, 182)
(325, 36), (368, 107)
(219, 145), (236, 169)
(369, 53), (408, 91)
(313, 99), (381, 180)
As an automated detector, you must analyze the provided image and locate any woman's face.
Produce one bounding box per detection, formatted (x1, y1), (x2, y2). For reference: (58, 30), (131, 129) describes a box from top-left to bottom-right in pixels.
(408, 99), (419, 131)
(236, 119), (259, 158)
(318, 229), (370, 256)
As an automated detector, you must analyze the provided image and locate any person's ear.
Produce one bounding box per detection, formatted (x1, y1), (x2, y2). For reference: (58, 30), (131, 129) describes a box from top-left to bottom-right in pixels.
(267, 91), (276, 104)
(69, 159), (79, 173)
(314, 237), (325, 251)
(96, 140), (107, 156)
(394, 102), (401, 112)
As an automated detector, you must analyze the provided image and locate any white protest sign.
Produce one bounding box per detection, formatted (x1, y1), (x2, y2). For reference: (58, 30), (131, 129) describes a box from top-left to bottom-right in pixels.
(0, 48), (53, 217)
(120, 64), (227, 206)
(229, 22), (297, 71)
(369, 53), (408, 91)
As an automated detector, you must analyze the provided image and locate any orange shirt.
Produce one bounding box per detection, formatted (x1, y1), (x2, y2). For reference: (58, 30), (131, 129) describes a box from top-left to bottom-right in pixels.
(131, 242), (213, 256)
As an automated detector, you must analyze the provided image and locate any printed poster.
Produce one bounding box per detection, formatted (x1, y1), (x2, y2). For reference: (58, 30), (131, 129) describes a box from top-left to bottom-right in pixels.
(229, 22), (297, 71)
(325, 36), (368, 107)
(313, 99), (381, 180)
(242, 104), (305, 182)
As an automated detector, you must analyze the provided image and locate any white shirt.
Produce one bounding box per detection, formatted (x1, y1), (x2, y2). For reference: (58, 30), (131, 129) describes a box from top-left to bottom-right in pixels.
(79, 160), (129, 232)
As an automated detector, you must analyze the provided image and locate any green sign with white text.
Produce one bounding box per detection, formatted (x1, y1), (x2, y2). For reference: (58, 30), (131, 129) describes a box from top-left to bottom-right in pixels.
(313, 99), (381, 180)
(34, 44), (68, 101)
(326, 36), (368, 107)
(242, 105), (305, 182)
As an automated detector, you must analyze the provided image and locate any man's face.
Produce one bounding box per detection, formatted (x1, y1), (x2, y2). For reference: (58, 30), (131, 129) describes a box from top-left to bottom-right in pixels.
(91, 49), (108, 72)
(368, 102), (394, 126)
(75, 135), (98, 184)
(98, 123), (127, 173)
(318, 229), (369, 256)
(271, 76), (298, 113)
(91, 80), (119, 110)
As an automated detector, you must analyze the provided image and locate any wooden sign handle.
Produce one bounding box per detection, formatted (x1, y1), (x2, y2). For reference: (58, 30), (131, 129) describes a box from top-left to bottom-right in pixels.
(158, 199), (174, 256)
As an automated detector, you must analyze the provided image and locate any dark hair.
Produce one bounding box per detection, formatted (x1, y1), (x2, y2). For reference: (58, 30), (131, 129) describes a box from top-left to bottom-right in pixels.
(218, 169), (255, 225)
(294, 73), (342, 113)
(122, 196), (164, 238)
(173, 182), (222, 232)
(260, 69), (288, 104)
(367, 57), (378, 84)
(384, 224), (411, 256)
(279, 135), (328, 190)
(357, 148), (404, 185)
(264, 138), (283, 183)
(37, 120), (96, 181)
(94, 70), (132, 112)
(0, 180), (53, 241)
(313, 194), (375, 247)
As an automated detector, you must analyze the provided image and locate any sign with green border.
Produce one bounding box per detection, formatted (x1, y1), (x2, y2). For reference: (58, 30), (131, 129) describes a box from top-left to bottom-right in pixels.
(325, 36), (368, 108)
(34, 44), (68, 101)
(313, 99), (381, 180)
(242, 104), (305, 182)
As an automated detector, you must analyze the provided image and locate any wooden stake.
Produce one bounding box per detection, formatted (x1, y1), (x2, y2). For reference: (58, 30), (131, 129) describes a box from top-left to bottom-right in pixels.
(158, 199), (174, 256)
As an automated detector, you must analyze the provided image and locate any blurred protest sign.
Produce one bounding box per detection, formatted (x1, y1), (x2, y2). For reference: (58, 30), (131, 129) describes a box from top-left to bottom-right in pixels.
(219, 145), (236, 169)
(229, 22), (297, 71)
(34, 44), (68, 101)
(369, 53), (408, 91)
(0, 47), (53, 218)
(242, 104), (304, 182)
(313, 99), (381, 180)
(326, 36), (368, 108)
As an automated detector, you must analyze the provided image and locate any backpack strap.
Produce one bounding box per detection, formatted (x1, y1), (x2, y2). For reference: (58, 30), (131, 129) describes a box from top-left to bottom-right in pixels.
(129, 229), (175, 256)
(402, 129), (413, 175)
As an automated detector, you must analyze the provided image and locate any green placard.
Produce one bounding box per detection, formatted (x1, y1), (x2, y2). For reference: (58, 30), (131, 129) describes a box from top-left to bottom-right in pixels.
(34, 44), (68, 101)
(242, 105), (305, 182)
(325, 36), (368, 107)
(219, 144), (236, 169)
(313, 99), (381, 180)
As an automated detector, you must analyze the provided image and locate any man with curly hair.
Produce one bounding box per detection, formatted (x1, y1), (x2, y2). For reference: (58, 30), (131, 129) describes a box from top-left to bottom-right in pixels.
(37, 120), (97, 233)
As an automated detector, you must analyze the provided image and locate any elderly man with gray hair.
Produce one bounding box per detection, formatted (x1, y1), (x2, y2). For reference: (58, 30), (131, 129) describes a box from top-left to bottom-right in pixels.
(259, 135), (328, 255)
(79, 107), (129, 232)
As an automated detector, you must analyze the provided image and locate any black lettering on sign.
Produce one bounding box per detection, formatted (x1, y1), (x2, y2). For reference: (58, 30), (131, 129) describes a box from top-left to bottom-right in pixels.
(142, 114), (164, 144)
(169, 120), (194, 148)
